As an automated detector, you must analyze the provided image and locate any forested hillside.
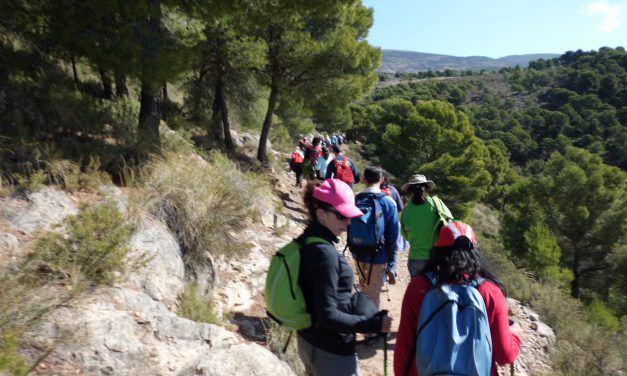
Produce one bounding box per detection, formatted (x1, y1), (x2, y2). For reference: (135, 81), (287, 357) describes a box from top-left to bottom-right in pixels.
(379, 49), (560, 73)
(349, 45), (627, 330)
(1, 0), (626, 373)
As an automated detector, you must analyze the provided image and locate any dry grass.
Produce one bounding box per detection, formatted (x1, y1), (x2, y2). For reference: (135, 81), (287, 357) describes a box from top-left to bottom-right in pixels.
(264, 321), (306, 376)
(135, 150), (273, 272)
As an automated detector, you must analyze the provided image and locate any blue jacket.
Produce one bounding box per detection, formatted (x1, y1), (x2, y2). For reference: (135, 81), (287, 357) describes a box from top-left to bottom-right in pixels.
(351, 189), (400, 264)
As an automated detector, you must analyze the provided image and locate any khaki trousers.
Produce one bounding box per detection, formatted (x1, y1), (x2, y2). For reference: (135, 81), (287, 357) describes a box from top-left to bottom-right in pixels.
(355, 262), (386, 309)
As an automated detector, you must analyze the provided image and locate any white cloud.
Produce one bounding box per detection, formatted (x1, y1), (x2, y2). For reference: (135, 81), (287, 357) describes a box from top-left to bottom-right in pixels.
(586, 1), (622, 33)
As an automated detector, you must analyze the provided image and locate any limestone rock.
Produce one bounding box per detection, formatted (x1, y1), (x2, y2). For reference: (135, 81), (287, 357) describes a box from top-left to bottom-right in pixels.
(2, 187), (78, 234)
(32, 287), (291, 375)
(125, 217), (186, 309)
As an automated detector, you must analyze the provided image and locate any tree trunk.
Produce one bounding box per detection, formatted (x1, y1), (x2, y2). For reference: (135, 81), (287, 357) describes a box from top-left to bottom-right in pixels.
(98, 67), (113, 99)
(137, 0), (162, 154)
(162, 82), (169, 102)
(114, 69), (128, 97)
(217, 76), (234, 152)
(138, 79), (162, 152)
(258, 64), (279, 163)
(210, 84), (223, 142)
(161, 82), (169, 121)
(70, 53), (79, 86)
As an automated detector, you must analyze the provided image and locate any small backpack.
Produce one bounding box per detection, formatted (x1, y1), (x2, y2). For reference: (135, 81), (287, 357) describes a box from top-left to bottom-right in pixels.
(291, 151), (303, 165)
(416, 273), (492, 376)
(265, 237), (328, 330)
(333, 158), (355, 184)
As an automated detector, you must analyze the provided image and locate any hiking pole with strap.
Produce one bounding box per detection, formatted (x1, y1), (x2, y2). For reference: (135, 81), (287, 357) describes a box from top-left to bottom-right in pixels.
(381, 309), (389, 376)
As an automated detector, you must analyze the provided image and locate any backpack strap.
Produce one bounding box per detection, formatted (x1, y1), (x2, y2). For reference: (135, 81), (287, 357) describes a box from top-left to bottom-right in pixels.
(424, 272), (438, 287)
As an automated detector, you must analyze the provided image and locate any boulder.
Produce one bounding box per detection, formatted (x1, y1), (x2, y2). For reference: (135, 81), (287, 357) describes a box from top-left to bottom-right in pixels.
(125, 217), (187, 309)
(32, 287), (293, 376)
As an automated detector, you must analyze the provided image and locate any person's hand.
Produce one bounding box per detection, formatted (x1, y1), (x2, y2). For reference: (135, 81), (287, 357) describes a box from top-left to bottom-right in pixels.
(380, 314), (393, 332)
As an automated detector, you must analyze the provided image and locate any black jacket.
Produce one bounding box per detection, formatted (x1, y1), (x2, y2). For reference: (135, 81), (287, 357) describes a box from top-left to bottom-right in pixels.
(297, 221), (382, 355)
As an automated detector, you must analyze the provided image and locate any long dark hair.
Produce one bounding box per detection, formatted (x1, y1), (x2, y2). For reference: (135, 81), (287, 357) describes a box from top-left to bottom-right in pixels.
(422, 238), (507, 295)
(303, 181), (323, 224)
(407, 184), (429, 205)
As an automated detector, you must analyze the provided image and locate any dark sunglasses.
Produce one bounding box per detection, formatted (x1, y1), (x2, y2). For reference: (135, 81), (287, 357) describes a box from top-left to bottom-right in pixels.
(321, 206), (348, 221)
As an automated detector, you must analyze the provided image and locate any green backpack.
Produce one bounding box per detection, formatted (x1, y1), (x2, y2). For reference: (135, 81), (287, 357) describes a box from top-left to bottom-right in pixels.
(265, 236), (329, 330)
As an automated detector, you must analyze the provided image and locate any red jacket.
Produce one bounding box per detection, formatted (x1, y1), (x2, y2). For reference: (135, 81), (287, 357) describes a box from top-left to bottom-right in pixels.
(394, 275), (521, 376)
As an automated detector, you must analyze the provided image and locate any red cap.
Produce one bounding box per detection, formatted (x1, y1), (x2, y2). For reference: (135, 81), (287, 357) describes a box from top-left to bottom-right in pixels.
(435, 221), (477, 248)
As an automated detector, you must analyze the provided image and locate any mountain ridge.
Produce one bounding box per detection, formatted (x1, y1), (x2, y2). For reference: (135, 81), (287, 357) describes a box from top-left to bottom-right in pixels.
(379, 49), (560, 73)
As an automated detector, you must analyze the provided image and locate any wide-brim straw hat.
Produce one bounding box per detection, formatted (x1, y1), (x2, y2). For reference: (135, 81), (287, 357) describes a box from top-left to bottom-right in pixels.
(401, 174), (436, 191)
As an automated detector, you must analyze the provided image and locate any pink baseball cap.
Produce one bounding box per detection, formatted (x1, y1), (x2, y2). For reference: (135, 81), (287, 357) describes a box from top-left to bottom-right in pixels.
(435, 221), (477, 248)
(313, 179), (363, 218)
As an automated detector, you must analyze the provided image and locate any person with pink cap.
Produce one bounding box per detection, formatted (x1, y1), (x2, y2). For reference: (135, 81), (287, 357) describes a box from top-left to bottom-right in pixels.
(394, 222), (523, 376)
(297, 179), (393, 376)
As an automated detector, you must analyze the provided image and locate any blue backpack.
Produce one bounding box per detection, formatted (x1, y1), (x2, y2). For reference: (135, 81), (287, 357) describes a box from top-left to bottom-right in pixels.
(416, 273), (492, 376)
(347, 192), (386, 257)
(347, 192), (387, 284)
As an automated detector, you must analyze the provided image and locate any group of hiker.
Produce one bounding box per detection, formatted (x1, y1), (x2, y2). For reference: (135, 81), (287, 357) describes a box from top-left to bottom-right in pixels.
(268, 139), (523, 376)
(290, 135), (358, 188)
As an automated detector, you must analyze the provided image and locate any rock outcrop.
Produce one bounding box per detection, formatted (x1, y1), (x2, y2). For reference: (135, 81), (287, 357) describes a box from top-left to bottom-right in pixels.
(0, 186), (294, 375)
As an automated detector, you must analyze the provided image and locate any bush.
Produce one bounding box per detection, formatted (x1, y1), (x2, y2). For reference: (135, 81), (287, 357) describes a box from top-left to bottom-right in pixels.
(26, 200), (133, 288)
(176, 284), (220, 324)
(137, 150), (272, 271)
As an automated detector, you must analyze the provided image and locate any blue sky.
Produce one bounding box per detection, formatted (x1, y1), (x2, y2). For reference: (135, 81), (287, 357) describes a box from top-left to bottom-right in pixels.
(362, 0), (627, 58)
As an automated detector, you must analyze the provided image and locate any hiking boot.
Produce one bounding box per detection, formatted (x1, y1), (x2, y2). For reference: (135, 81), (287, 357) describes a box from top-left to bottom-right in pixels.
(387, 270), (396, 285)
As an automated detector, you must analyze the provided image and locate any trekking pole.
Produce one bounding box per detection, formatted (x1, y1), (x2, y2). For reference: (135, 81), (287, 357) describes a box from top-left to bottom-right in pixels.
(383, 332), (389, 376)
(381, 309), (389, 376)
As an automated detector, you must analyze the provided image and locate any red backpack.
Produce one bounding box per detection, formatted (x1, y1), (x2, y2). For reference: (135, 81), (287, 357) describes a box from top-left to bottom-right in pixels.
(333, 158), (354, 184)
(291, 151), (304, 164)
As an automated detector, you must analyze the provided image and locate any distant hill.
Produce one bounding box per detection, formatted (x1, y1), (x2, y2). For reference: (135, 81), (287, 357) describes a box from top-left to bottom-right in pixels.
(379, 49), (560, 73)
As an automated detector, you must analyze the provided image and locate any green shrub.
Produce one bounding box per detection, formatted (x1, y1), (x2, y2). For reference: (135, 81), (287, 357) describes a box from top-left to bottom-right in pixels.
(176, 284), (220, 324)
(27, 200), (133, 288)
(585, 300), (620, 332)
(0, 331), (29, 375)
(137, 151), (272, 271)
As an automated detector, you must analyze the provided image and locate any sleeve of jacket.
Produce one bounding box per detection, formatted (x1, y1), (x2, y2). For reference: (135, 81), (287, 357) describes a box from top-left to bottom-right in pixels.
(350, 159), (360, 184)
(382, 196), (399, 260)
(306, 244), (382, 333)
(394, 276), (430, 376)
(325, 160), (336, 180)
(391, 186), (404, 212)
(479, 282), (521, 366)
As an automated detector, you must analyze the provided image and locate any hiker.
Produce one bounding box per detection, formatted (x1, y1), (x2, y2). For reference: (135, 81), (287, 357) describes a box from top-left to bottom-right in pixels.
(400, 174), (453, 278)
(348, 166), (399, 310)
(394, 222), (522, 376)
(298, 179), (393, 376)
(290, 145), (305, 187)
(380, 171), (408, 284)
(302, 140), (319, 181)
(316, 147), (334, 180)
(325, 145), (360, 188)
